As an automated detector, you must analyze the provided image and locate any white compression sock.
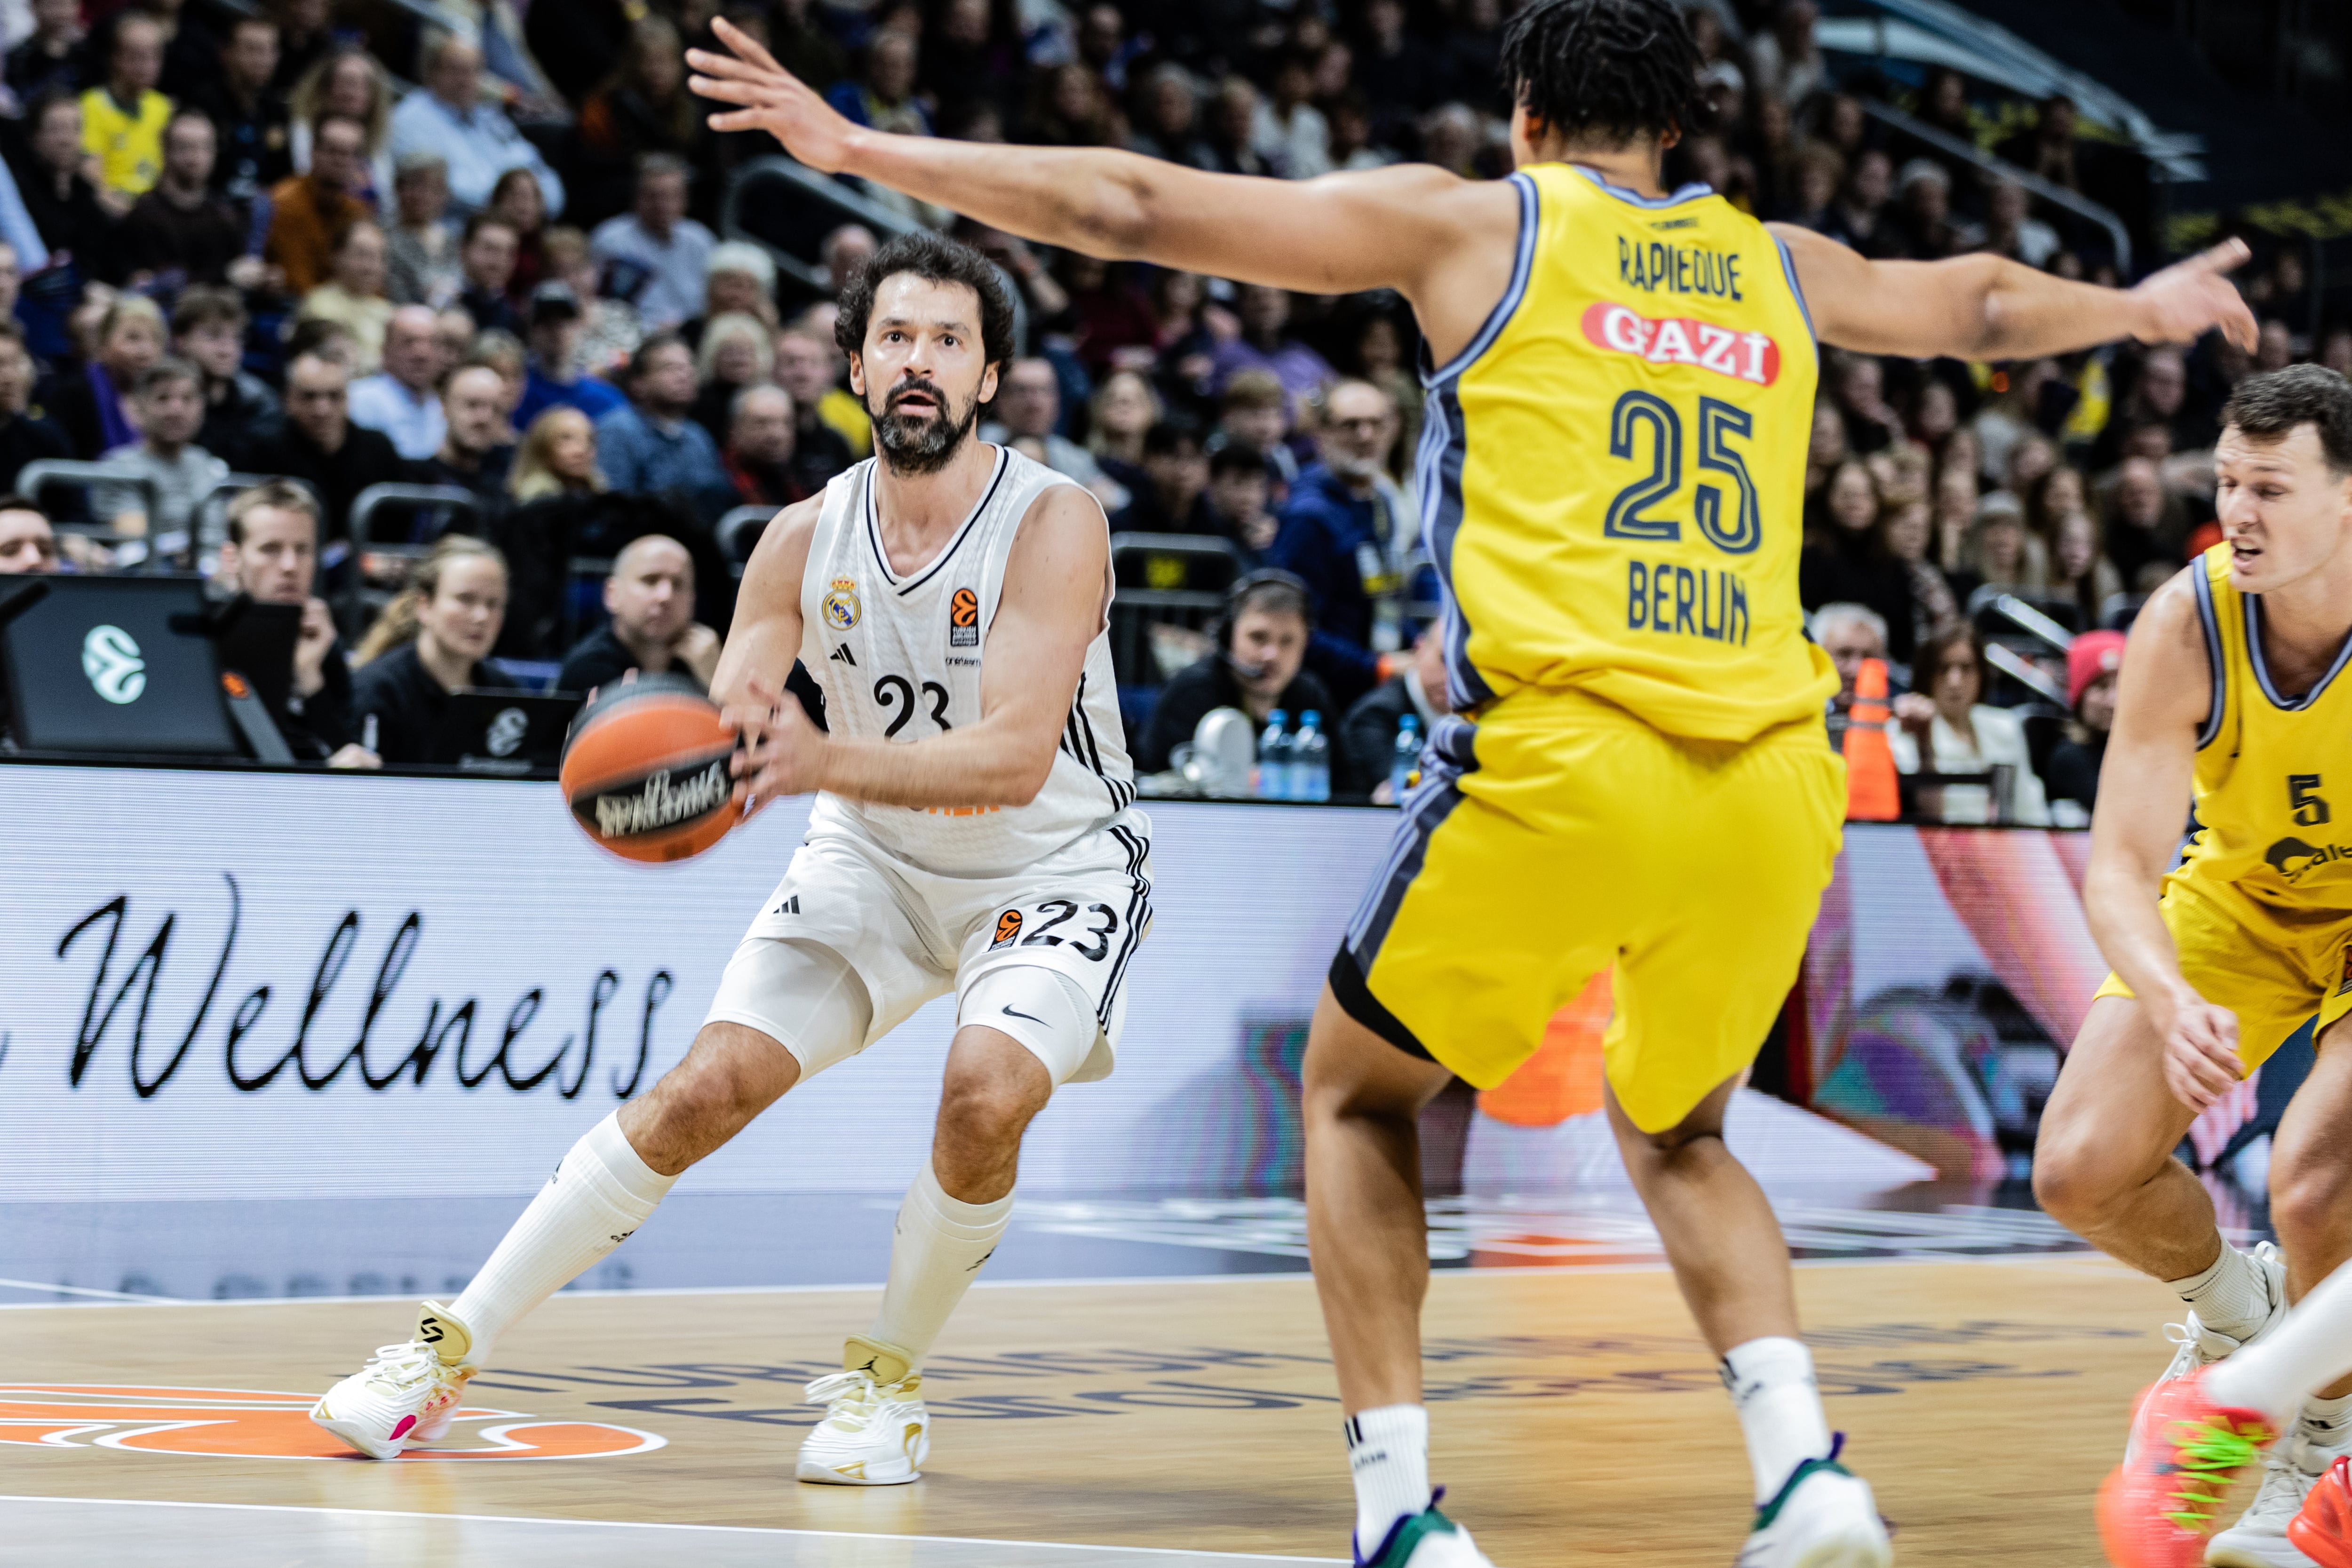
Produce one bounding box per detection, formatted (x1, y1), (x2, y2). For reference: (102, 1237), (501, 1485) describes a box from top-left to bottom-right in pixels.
(1345, 1403), (1431, 1556)
(1721, 1337), (1835, 1504)
(2207, 1264), (2352, 1426)
(448, 1111), (677, 1365)
(866, 1161), (1014, 1367)
(2170, 1242), (2273, 1340)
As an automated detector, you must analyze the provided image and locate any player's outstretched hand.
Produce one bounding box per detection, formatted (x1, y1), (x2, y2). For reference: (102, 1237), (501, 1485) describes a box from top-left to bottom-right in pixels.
(2159, 995), (2244, 1114)
(687, 17), (854, 173)
(725, 674), (827, 818)
(2128, 239), (2258, 352)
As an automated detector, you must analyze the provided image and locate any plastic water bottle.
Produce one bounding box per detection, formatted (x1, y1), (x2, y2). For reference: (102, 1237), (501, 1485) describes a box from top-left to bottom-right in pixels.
(1391, 714), (1421, 803)
(1295, 711), (1331, 802)
(1254, 709), (1291, 800)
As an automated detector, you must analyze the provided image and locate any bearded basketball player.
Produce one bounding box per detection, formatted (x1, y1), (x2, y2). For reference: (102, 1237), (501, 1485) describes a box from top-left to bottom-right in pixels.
(310, 231), (1151, 1487)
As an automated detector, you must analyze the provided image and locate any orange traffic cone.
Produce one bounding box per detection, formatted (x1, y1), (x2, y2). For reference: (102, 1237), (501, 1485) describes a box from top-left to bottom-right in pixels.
(1843, 657), (1900, 822)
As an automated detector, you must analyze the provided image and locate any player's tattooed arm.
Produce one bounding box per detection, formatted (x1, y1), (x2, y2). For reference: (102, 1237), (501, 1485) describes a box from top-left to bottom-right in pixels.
(2082, 571), (2244, 1112)
(731, 486), (1109, 813)
(1775, 224), (2258, 362)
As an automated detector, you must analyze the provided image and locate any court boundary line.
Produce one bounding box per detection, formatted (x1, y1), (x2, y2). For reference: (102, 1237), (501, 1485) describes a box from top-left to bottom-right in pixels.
(0, 1495), (1344, 1561)
(0, 1249), (2119, 1311)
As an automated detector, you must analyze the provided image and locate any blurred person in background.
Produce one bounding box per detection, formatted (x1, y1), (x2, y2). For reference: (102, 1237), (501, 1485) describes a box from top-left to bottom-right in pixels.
(387, 152), (462, 308)
(270, 0), (334, 96)
(0, 321), (71, 491)
(1878, 494), (1961, 658)
(415, 363), (516, 503)
(1343, 623), (1446, 802)
(541, 225), (640, 376)
(2043, 628), (2122, 824)
(1215, 369), (1297, 484)
(50, 294), (165, 461)
(516, 280), (628, 425)
(815, 223), (876, 299)
(689, 310), (773, 445)
(982, 356), (1116, 499)
(509, 405), (605, 501)
(722, 382), (826, 507)
(350, 534), (511, 763)
(16, 92), (119, 281)
(174, 287), (280, 459)
(433, 304), (477, 372)
(1273, 376), (1411, 703)
(298, 219), (397, 374)
(216, 481), (377, 766)
(1124, 419), (1208, 533)
(265, 112), (373, 297)
(692, 241), (780, 343)
(289, 47), (396, 205)
(1959, 491), (2049, 598)
(487, 167), (550, 303)
(595, 331), (732, 505)
(1891, 622), (2052, 825)
(556, 532), (720, 692)
(389, 33), (565, 216)
(0, 496), (59, 573)
(1814, 602), (1907, 746)
(1135, 571), (1335, 774)
(462, 331), (528, 437)
(2050, 509), (2122, 629)
(348, 304), (450, 459)
(240, 348), (412, 539)
(121, 111), (255, 289)
(80, 13), (171, 203)
(2102, 453), (2192, 587)
(774, 320), (862, 467)
(94, 357), (230, 555)
(589, 154), (712, 333)
(187, 15), (290, 206)
(1212, 283), (1335, 414)
(8, 0), (85, 106)
(573, 16), (705, 229)
(455, 213), (524, 335)
(1088, 368), (1159, 504)
(1203, 443), (1281, 567)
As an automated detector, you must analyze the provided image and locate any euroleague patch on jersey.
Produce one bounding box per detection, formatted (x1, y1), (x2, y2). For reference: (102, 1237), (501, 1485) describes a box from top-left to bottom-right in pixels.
(992, 908), (1023, 947)
(1580, 301), (1781, 387)
(823, 577), (861, 631)
(950, 586), (980, 647)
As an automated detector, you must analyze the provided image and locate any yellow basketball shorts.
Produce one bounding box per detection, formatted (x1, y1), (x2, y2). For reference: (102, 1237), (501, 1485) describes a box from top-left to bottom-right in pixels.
(1331, 691), (1845, 1133)
(2091, 876), (2352, 1069)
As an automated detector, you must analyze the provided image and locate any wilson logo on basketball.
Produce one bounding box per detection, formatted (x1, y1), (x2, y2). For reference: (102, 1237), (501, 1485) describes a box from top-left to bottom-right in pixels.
(0, 1384), (665, 1461)
(1580, 301), (1781, 387)
(992, 909), (1023, 947)
(950, 586), (981, 648)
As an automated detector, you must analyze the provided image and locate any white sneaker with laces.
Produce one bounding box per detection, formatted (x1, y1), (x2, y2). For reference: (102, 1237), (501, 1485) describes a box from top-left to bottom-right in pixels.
(796, 1335), (930, 1486)
(2209, 1429), (2346, 1568)
(2128, 1242), (2288, 1463)
(309, 1302), (477, 1460)
(1354, 1496), (1497, 1567)
(1735, 1440), (1893, 1568)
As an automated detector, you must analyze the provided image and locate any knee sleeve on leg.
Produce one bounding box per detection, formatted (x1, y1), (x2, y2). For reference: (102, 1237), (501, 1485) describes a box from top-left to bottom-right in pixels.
(958, 965), (1096, 1086)
(703, 937), (875, 1078)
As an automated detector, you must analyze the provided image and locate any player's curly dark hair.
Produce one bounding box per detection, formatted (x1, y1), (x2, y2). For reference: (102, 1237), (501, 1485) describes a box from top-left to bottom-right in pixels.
(833, 231), (1017, 377)
(1497, 0), (1712, 149)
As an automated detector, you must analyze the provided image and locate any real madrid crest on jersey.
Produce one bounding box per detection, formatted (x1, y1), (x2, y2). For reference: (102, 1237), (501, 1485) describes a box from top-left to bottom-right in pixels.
(823, 577), (861, 631)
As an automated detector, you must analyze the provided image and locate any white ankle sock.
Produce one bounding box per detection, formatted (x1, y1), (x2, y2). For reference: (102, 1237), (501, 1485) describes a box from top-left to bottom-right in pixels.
(449, 1112), (677, 1365)
(1722, 1337), (1835, 1504)
(2170, 1242), (2273, 1340)
(1345, 1403), (1431, 1556)
(2207, 1264), (2352, 1426)
(865, 1162), (1014, 1366)
(2303, 1392), (2352, 1455)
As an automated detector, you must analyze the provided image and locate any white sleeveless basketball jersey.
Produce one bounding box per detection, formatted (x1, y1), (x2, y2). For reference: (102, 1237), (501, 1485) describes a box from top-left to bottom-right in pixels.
(797, 445), (1136, 877)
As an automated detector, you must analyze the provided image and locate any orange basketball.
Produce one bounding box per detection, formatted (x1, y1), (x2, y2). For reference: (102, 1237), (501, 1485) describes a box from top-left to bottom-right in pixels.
(559, 675), (743, 863)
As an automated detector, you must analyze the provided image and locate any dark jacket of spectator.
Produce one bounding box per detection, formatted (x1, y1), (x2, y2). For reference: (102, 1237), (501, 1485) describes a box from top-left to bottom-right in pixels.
(2044, 730), (2105, 812)
(557, 620), (703, 695)
(235, 421), (413, 540)
(46, 362), (134, 461)
(1134, 652), (1338, 776)
(5, 34), (84, 105)
(15, 154), (119, 282)
(1340, 672), (1436, 800)
(188, 80), (295, 202)
(121, 184), (250, 286)
(1269, 462), (1410, 705)
(723, 446), (828, 509)
(460, 280), (524, 337)
(350, 641), (504, 764)
(1800, 529), (1923, 664)
(197, 370), (282, 460)
(415, 444), (517, 508)
(0, 405), (71, 492)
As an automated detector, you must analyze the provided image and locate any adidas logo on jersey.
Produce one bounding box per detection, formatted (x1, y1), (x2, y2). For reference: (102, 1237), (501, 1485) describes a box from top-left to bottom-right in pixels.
(830, 644), (856, 665)
(774, 894), (802, 915)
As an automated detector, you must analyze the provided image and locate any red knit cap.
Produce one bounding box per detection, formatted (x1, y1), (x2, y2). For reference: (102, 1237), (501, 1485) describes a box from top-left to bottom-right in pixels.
(2069, 630), (2127, 710)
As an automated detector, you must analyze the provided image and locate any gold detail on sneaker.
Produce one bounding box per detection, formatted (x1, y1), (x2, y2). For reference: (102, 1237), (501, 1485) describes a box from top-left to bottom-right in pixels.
(842, 1334), (915, 1387)
(416, 1302), (478, 1369)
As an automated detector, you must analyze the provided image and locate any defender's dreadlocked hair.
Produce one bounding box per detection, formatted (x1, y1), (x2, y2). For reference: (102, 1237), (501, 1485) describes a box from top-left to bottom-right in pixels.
(1497, 0), (1712, 150)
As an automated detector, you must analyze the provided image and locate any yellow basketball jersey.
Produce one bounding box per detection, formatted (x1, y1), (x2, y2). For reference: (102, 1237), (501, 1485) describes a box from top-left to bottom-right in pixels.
(1424, 163), (1834, 741)
(2177, 543), (2352, 916)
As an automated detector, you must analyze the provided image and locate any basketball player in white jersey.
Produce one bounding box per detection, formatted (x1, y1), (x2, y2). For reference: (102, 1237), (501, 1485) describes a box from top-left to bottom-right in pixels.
(311, 231), (1150, 1485)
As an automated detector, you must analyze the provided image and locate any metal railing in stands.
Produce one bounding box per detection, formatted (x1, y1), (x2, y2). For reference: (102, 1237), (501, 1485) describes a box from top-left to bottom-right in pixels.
(1106, 533), (1242, 688)
(343, 483), (485, 626)
(719, 156), (1028, 347)
(718, 504), (772, 573)
(1978, 590), (2077, 652)
(1985, 640), (2068, 706)
(16, 460), (163, 572)
(1855, 98), (2134, 276)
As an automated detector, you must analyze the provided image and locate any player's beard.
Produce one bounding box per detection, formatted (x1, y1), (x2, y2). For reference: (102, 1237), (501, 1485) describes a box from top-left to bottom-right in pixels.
(872, 377), (980, 476)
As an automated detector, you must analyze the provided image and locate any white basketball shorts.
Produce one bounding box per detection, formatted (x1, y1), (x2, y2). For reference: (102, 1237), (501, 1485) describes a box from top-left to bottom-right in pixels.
(703, 808), (1152, 1085)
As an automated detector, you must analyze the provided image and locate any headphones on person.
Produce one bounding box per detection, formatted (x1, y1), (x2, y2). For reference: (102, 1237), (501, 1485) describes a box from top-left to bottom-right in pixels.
(1214, 567), (1314, 677)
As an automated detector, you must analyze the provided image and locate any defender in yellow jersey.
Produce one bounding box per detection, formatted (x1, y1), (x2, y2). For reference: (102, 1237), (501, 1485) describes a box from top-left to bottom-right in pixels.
(686, 2), (2258, 1562)
(2030, 369), (2352, 1566)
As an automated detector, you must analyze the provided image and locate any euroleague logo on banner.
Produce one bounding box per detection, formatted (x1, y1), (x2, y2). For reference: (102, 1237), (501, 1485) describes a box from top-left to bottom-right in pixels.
(1579, 302), (1783, 388)
(0, 1384), (665, 1461)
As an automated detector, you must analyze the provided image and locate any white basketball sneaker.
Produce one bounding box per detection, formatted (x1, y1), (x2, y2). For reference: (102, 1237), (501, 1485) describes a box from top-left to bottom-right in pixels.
(2128, 1242), (2288, 1463)
(2209, 1428), (2346, 1568)
(310, 1302), (477, 1460)
(1356, 1495), (1498, 1567)
(796, 1335), (931, 1486)
(1736, 1439), (1893, 1568)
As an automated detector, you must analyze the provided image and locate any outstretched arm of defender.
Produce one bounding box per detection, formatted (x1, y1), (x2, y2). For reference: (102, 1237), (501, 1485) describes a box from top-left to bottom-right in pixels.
(727, 487), (1107, 812)
(2082, 573), (2244, 1112)
(1777, 224), (2258, 362)
(686, 19), (1492, 302)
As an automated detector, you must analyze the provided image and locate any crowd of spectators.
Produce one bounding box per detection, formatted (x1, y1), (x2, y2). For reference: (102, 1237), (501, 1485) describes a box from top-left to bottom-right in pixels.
(0, 0), (2334, 810)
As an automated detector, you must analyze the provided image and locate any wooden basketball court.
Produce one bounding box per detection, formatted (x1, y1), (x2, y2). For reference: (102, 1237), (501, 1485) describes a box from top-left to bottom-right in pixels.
(5, 1254), (2193, 1565)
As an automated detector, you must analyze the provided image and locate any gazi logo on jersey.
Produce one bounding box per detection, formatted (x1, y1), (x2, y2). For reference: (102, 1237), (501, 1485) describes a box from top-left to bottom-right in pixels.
(1580, 302), (1781, 388)
(949, 586), (980, 648)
